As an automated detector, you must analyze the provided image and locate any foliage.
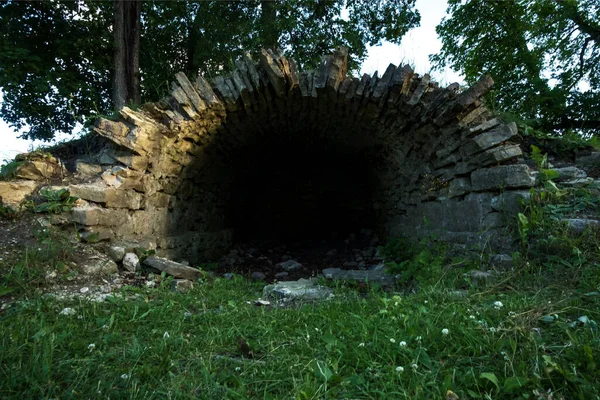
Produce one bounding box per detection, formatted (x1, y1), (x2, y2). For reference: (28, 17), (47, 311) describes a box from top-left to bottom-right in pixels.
(380, 237), (449, 286)
(34, 188), (78, 214)
(0, 0), (113, 140)
(1, 0), (420, 140)
(1, 276), (600, 398)
(516, 118), (600, 160)
(0, 160), (23, 180)
(516, 148), (600, 290)
(0, 203), (16, 220)
(432, 0), (600, 136)
(0, 225), (74, 296)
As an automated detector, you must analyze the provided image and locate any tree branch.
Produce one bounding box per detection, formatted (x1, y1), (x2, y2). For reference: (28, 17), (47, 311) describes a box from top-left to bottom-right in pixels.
(556, 0), (600, 44)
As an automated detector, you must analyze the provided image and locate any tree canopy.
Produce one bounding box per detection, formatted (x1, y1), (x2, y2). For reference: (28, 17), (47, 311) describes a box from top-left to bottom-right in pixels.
(431, 0), (600, 136)
(0, 0), (420, 141)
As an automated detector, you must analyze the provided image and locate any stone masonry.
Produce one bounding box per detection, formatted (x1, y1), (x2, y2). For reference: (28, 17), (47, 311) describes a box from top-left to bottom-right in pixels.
(13, 47), (544, 263)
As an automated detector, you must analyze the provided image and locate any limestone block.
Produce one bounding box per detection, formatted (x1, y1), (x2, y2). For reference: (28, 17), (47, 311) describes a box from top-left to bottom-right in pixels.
(71, 206), (128, 227)
(448, 177), (471, 198)
(491, 191), (531, 214)
(15, 160), (65, 181)
(79, 249), (119, 276)
(123, 252), (141, 272)
(476, 144), (523, 166)
(461, 122), (517, 156)
(576, 152), (600, 167)
(551, 166), (587, 182)
(130, 211), (151, 235)
(105, 190), (142, 210)
(68, 184), (109, 203)
(75, 160), (102, 178)
(144, 193), (171, 209)
(143, 256), (206, 280)
(471, 165), (537, 191)
(106, 245), (126, 262)
(67, 184), (142, 210)
(0, 180), (37, 208)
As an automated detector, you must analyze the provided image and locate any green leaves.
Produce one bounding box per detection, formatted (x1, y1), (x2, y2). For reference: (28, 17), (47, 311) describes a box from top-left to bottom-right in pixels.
(431, 0), (600, 136)
(34, 188), (78, 214)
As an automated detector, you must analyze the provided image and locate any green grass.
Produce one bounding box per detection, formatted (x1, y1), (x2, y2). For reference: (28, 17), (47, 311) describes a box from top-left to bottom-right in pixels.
(1, 275), (599, 399)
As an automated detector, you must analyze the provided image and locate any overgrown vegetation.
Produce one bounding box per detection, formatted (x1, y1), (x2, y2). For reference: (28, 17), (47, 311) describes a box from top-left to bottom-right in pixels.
(1, 271), (599, 399)
(0, 225), (75, 297)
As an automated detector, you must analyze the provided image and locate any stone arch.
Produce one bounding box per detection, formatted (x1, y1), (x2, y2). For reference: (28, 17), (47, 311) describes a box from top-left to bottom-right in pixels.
(68, 47), (536, 263)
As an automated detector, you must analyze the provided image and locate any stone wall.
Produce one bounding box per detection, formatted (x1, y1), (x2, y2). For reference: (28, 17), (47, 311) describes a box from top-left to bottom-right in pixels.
(19, 47), (544, 263)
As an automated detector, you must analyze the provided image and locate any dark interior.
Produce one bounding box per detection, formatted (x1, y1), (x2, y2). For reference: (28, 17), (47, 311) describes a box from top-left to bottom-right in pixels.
(225, 137), (381, 243)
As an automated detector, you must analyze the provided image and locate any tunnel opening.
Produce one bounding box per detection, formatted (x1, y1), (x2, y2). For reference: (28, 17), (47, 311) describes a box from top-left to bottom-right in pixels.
(226, 137), (381, 243)
(210, 135), (387, 279)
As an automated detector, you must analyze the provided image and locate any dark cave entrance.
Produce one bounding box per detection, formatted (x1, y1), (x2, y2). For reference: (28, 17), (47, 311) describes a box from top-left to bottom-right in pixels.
(225, 137), (382, 245)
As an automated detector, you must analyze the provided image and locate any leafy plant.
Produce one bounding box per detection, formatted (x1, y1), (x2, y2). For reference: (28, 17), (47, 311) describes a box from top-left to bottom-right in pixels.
(0, 203), (17, 219)
(0, 160), (24, 180)
(34, 188), (78, 214)
(380, 237), (448, 286)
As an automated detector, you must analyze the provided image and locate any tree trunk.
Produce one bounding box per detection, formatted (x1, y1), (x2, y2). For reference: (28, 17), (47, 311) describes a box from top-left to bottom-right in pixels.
(186, 3), (203, 76)
(260, 0), (278, 50)
(113, 0), (141, 110)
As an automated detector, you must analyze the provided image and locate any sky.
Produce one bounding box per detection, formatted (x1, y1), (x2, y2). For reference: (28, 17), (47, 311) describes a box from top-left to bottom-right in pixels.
(0, 0), (459, 164)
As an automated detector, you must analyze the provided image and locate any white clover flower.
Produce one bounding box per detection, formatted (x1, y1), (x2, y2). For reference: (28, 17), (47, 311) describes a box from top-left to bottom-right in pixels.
(508, 311), (517, 317)
(493, 301), (504, 309)
(59, 307), (76, 316)
(390, 338), (396, 343)
(399, 341), (407, 347)
(411, 363), (418, 370)
(358, 342), (365, 347)
(442, 328), (449, 335)
(235, 367), (241, 371)
(88, 343), (96, 351)
(102, 324), (109, 330)
(121, 374), (129, 380)
(396, 366), (404, 373)
(163, 331), (170, 339)
(424, 300), (428, 304)
(469, 315), (476, 320)
(489, 327), (496, 333)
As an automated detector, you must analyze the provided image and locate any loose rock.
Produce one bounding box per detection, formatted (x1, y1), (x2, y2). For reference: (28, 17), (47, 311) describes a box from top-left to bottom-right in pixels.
(251, 271), (267, 281)
(278, 260), (302, 271)
(122, 253), (141, 272)
(263, 279), (334, 302)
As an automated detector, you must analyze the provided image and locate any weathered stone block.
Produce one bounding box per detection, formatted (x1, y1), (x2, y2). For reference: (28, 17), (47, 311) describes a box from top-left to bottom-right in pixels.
(71, 206), (128, 227)
(0, 180), (37, 208)
(448, 177), (471, 198)
(491, 190), (531, 214)
(68, 184), (108, 203)
(143, 256), (206, 280)
(471, 165), (537, 191)
(105, 190), (143, 210)
(576, 152), (600, 167)
(462, 122), (517, 156)
(75, 160), (102, 178)
(551, 166), (587, 182)
(144, 193), (171, 209)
